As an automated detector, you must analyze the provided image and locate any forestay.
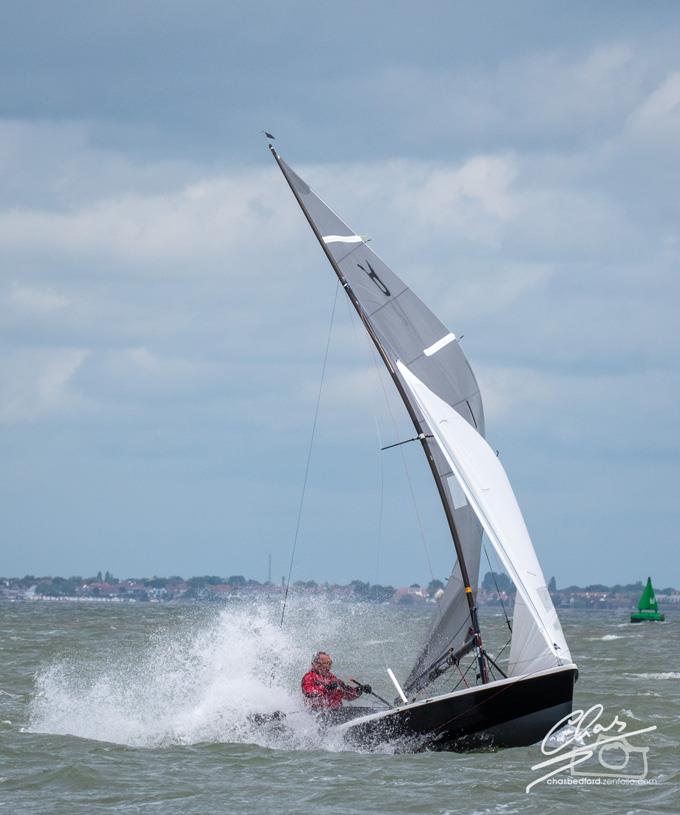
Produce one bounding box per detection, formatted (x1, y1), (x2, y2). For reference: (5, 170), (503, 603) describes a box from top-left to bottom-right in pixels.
(397, 361), (572, 676)
(273, 151), (485, 692)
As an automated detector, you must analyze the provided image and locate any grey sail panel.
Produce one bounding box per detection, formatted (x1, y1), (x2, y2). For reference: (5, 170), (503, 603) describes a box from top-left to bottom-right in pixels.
(277, 155), (485, 434)
(403, 499), (483, 696)
(276, 153), (484, 693)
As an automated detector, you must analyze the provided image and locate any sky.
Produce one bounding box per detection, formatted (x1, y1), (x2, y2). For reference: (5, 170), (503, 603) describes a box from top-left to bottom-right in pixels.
(1, 1), (679, 588)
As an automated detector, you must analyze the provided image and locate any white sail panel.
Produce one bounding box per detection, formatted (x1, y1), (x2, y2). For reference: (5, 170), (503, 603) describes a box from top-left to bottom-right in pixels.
(397, 361), (571, 672)
(508, 592), (562, 676)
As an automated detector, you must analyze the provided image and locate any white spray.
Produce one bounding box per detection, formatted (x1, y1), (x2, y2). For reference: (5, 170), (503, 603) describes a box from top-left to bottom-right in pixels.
(28, 600), (352, 751)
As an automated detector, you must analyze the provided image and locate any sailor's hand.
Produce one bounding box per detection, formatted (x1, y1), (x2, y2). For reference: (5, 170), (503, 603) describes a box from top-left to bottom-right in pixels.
(324, 681), (338, 691)
(349, 678), (371, 694)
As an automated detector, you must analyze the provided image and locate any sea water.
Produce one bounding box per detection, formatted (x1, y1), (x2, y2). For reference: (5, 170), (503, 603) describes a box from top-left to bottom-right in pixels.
(0, 600), (678, 814)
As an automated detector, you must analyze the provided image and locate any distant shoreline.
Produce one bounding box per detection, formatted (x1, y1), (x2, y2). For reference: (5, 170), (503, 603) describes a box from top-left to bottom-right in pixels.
(3, 595), (678, 612)
(2, 573), (678, 609)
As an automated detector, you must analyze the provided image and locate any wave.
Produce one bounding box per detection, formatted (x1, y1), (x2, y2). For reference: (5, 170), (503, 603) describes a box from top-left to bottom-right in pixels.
(625, 672), (680, 680)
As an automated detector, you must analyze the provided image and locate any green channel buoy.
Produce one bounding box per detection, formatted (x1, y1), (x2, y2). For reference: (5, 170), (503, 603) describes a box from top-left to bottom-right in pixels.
(630, 577), (665, 622)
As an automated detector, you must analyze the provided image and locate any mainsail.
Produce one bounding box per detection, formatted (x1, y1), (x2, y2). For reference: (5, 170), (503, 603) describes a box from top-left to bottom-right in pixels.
(271, 149), (486, 693)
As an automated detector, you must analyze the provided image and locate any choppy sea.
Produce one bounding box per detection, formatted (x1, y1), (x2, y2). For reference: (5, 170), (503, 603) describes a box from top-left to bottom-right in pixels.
(1, 600), (678, 814)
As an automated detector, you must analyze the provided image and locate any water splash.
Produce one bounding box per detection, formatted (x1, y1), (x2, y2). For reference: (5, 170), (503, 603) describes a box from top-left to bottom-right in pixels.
(28, 601), (352, 751)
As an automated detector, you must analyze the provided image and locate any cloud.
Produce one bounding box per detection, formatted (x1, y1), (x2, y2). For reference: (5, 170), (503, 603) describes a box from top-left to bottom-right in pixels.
(409, 155), (518, 223)
(0, 171), (293, 270)
(350, 42), (649, 154)
(0, 347), (89, 423)
(0, 119), (200, 210)
(9, 284), (70, 314)
(79, 346), (226, 402)
(1, 121), (676, 436)
(628, 70), (680, 139)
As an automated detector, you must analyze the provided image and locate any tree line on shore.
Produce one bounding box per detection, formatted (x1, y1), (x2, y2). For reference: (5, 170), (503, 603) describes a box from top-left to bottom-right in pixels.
(2, 572), (676, 602)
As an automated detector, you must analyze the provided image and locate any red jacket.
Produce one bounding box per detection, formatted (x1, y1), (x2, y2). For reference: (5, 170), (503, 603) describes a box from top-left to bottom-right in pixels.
(301, 670), (362, 710)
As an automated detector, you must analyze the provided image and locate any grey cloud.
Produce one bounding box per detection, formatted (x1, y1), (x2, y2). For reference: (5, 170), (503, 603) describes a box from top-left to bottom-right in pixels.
(0, 347), (89, 423)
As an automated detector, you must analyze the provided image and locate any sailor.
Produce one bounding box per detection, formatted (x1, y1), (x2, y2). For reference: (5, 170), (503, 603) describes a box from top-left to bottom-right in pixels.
(301, 651), (371, 710)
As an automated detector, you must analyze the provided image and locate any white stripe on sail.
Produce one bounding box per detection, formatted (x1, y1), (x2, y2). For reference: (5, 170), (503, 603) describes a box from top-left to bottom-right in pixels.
(322, 234), (363, 244)
(423, 332), (456, 357)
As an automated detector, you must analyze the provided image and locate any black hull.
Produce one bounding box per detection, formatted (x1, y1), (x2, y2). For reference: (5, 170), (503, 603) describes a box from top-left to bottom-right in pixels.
(334, 664), (577, 752)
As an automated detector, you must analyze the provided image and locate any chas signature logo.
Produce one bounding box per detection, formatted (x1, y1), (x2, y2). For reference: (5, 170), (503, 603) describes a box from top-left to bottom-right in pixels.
(527, 704), (657, 792)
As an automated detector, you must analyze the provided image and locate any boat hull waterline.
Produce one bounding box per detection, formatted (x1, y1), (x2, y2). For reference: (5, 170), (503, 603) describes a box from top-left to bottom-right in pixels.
(334, 664), (578, 752)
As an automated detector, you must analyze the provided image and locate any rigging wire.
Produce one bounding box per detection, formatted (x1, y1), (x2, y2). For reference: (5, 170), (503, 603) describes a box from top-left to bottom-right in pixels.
(451, 658), (475, 692)
(342, 296), (391, 673)
(341, 297), (436, 582)
(344, 298), (454, 690)
(373, 415), (392, 675)
(357, 317), (436, 584)
(495, 636), (513, 663)
(483, 545), (513, 633)
(455, 660), (470, 689)
(280, 280), (340, 627)
(372, 416), (386, 588)
(342, 295), (388, 586)
(340, 295), (387, 590)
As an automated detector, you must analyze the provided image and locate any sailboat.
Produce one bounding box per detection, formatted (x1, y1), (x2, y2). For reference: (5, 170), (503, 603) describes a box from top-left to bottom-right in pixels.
(270, 145), (578, 751)
(631, 577), (665, 622)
